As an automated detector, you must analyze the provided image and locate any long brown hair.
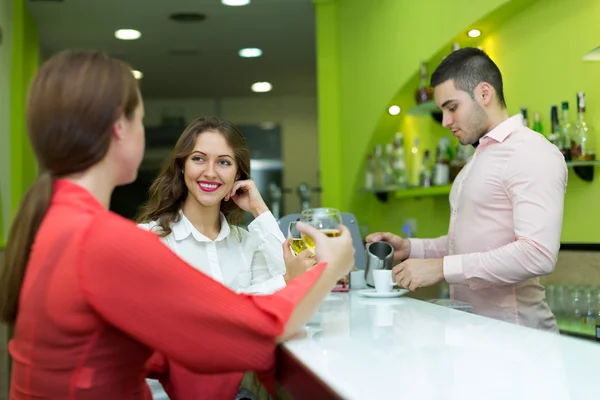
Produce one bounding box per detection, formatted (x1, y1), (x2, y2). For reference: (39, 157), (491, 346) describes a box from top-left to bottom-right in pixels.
(137, 116), (251, 237)
(0, 50), (140, 324)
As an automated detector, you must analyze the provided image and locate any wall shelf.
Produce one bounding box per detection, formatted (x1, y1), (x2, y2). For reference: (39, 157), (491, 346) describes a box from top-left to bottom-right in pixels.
(363, 159), (600, 202)
(363, 184), (452, 202)
(556, 317), (598, 342)
(566, 160), (600, 182)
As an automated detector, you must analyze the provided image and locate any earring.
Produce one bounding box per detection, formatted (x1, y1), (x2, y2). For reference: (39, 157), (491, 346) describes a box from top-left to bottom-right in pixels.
(181, 169), (184, 174)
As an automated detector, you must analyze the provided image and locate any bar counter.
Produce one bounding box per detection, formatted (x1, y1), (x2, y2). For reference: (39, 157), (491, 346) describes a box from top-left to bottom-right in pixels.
(276, 291), (600, 399)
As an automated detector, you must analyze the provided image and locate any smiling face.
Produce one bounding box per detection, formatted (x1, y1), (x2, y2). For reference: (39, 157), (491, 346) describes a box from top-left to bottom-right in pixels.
(183, 130), (239, 208)
(137, 117), (252, 229)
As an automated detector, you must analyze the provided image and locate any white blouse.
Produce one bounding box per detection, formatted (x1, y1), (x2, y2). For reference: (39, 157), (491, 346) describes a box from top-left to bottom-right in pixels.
(138, 210), (287, 294)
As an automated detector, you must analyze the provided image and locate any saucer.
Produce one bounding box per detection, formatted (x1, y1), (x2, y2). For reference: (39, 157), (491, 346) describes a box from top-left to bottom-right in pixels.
(357, 288), (409, 298)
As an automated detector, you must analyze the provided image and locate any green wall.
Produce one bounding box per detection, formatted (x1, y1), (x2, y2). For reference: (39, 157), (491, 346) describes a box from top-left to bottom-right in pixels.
(0, 0), (11, 248)
(2, 0), (39, 247)
(316, 0), (600, 243)
(483, 0), (600, 242)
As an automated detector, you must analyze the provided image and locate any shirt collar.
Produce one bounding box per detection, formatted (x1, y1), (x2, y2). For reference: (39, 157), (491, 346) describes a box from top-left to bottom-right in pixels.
(480, 114), (523, 144)
(172, 211), (231, 242)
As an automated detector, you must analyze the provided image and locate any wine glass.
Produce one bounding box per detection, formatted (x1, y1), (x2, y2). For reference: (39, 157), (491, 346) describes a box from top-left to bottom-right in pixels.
(288, 221), (308, 256)
(300, 208), (342, 255)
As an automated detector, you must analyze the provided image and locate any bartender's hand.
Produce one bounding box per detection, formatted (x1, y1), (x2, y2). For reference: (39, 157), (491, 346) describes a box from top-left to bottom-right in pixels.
(365, 232), (411, 263)
(282, 239), (317, 282)
(295, 222), (355, 278)
(392, 258), (444, 291)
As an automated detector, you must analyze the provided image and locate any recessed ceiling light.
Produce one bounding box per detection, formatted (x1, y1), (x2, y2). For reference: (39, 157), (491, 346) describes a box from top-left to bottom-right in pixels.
(239, 48), (262, 58)
(388, 105), (401, 115)
(132, 70), (143, 80)
(115, 29), (141, 40)
(222, 0), (250, 6)
(467, 29), (481, 38)
(251, 82), (272, 93)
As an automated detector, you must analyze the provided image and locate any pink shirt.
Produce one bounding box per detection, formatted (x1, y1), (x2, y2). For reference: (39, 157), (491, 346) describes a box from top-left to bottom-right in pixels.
(410, 114), (567, 331)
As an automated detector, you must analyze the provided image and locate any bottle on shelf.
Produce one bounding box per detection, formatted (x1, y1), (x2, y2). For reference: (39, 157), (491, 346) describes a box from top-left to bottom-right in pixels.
(373, 144), (392, 188)
(449, 146), (470, 182)
(414, 62), (433, 105)
(392, 132), (407, 187)
(364, 154), (375, 190)
(532, 112), (543, 135)
(520, 107), (529, 128)
(573, 91), (596, 161)
(409, 137), (422, 187)
(558, 101), (574, 161)
(420, 150), (432, 188)
(433, 137), (450, 186)
(548, 105), (560, 147)
(385, 143), (395, 185)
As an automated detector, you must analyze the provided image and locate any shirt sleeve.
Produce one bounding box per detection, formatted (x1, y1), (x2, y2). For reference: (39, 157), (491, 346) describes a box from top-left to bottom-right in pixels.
(246, 211), (287, 277)
(443, 143), (567, 288)
(408, 236), (449, 259)
(77, 213), (327, 375)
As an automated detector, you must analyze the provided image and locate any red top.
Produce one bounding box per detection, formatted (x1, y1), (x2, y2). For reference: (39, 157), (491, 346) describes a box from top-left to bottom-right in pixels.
(146, 352), (244, 400)
(8, 180), (326, 399)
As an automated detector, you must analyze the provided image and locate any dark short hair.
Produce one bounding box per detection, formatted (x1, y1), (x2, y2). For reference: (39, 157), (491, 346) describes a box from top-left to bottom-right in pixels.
(430, 47), (506, 108)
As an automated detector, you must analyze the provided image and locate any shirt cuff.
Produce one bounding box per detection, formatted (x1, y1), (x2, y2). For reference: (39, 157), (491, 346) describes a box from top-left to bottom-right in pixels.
(443, 254), (465, 285)
(408, 239), (425, 259)
(248, 211), (280, 233)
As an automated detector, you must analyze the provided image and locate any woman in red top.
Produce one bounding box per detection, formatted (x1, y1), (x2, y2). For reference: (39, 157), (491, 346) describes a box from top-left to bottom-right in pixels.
(0, 50), (354, 400)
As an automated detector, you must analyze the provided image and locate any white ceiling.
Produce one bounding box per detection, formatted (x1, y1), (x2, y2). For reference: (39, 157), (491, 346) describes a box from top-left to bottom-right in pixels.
(27, 0), (317, 99)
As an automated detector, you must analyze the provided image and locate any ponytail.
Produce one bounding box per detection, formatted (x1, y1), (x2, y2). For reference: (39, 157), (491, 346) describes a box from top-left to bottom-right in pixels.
(0, 171), (54, 324)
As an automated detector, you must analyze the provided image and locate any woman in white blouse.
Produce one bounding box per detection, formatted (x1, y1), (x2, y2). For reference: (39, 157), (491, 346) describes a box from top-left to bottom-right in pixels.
(137, 116), (314, 400)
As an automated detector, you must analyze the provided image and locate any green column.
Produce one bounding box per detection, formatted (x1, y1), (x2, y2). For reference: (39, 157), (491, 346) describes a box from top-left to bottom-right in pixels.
(314, 0), (343, 209)
(9, 0), (39, 220)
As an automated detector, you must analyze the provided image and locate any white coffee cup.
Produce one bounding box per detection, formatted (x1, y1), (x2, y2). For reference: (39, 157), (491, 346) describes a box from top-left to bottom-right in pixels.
(373, 270), (395, 293)
(350, 270), (367, 290)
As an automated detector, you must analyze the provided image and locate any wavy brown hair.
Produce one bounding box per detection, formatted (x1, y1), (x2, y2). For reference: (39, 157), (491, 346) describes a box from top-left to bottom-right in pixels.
(137, 116), (251, 237)
(0, 50), (140, 324)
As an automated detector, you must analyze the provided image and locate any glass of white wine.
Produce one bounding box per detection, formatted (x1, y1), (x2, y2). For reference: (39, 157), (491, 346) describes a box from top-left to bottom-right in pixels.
(288, 221), (308, 256)
(300, 208), (342, 255)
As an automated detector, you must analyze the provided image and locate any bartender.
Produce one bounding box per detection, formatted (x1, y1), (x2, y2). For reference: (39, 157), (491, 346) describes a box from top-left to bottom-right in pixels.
(367, 47), (567, 332)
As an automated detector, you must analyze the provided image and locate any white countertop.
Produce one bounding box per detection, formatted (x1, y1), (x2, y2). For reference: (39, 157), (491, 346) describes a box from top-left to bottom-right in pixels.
(282, 291), (600, 400)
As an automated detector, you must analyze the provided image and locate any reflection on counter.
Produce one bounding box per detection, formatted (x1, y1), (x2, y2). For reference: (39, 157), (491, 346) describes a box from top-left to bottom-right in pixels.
(546, 284), (600, 338)
(288, 291), (600, 400)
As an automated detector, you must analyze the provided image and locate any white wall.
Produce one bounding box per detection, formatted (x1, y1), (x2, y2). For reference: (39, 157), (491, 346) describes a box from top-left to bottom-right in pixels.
(143, 96), (320, 213)
(0, 0), (13, 239)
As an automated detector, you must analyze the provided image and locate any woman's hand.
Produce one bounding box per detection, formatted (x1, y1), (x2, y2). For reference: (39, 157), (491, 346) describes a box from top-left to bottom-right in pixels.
(295, 222), (355, 279)
(225, 179), (269, 217)
(282, 239), (317, 282)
